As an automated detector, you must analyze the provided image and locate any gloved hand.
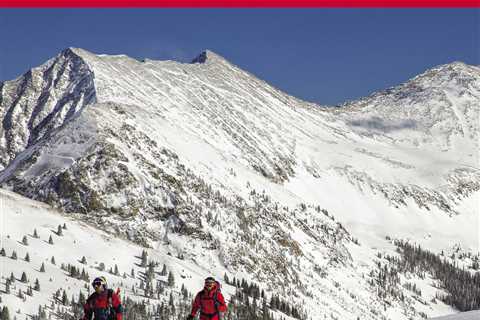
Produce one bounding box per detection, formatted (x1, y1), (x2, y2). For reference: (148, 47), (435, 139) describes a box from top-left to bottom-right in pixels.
(186, 315), (194, 320)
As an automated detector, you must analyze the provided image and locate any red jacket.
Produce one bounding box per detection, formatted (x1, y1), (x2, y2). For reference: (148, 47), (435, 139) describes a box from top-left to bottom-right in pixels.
(83, 289), (123, 320)
(191, 284), (227, 320)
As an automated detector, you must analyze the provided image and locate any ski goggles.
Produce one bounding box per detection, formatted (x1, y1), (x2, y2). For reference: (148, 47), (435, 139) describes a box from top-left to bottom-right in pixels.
(92, 281), (103, 287)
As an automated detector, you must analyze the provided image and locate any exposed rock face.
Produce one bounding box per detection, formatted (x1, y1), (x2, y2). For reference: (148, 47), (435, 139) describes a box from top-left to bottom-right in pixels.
(0, 49), (96, 169)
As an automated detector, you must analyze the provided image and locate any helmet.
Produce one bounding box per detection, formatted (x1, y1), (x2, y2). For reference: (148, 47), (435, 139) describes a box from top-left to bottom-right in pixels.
(92, 276), (107, 289)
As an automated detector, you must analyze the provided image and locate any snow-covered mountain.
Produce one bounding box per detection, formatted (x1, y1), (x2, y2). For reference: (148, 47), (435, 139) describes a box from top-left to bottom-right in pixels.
(0, 48), (478, 320)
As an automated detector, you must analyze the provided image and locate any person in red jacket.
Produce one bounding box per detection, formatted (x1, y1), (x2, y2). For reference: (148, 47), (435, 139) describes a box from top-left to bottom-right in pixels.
(82, 276), (123, 320)
(187, 277), (227, 320)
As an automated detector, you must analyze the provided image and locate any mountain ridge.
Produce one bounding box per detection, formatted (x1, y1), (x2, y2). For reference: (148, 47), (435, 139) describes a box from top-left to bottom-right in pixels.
(0, 47), (478, 320)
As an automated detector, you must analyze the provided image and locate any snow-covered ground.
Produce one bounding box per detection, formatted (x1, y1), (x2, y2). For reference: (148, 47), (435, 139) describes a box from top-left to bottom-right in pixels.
(429, 310), (480, 320)
(0, 188), (236, 317)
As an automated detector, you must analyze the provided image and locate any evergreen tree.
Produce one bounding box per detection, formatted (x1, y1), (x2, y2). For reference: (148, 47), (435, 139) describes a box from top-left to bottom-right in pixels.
(48, 235), (54, 244)
(22, 235), (28, 246)
(24, 253), (30, 262)
(1, 306), (10, 320)
(34, 278), (40, 291)
(79, 290), (86, 305)
(51, 256), (56, 265)
(80, 256), (87, 264)
(141, 250), (148, 267)
(40, 262), (46, 272)
(11, 250), (17, 260)
(57, 225), (63, 236)
(33, 228), (39, 238)
(168, 271), (175, 287)
(0, 248), (5, 256)
(20, 271), (27, 283)
(160, 264), (167, 276)
(62, 290), (69, 305)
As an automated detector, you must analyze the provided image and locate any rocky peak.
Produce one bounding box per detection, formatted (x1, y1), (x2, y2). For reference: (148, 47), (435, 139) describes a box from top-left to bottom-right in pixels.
(191, 49), (228, 64)
(0, 47), (96, 170)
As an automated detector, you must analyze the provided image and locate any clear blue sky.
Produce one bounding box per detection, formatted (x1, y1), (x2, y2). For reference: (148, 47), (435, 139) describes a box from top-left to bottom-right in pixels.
(0, 9), (478, 105)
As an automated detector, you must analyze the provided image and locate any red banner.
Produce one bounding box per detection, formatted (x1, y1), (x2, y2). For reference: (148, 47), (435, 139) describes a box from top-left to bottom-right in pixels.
(0, 0), (478, 7)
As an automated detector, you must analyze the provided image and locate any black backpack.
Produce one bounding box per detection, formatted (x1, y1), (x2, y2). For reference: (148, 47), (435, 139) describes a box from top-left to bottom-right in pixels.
(106, 289), (116, 320)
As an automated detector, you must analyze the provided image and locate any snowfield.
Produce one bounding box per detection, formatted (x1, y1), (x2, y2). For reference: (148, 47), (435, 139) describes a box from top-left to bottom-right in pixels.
(429, 310), (480, 319)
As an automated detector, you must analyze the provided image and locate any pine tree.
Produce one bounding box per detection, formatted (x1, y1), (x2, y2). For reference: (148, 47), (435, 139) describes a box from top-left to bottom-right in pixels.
(34, 278), (40, 291)
(81, 268), (89, 281)
(24, 253), (30, 262)
(168, 291), (174, 307)
(161, 264), (167, 276)
(20, 271), (27, 283)
(79, 290), (86, 305)
(141, 250), (148, 267)
(22, 235), (28, 246)
(181, 283), (188, 299)
(40, 262), (46, 272)
(114, 264), (119, 275)
(1, 306), (11, 320)
(11, 250), (17, 260)
(48, 235), (54, 244)
(33, 229), (39, 238)
(62, 290), (69, 305)
(57, 225), (63, 236)
(168, 271), (175, 287)
(63, 223), (67, 230)
(0, 248), (5, 256)
(81, 256), (87, 264)
(51, 256), (56, 265)
(38, 305), (47, 320)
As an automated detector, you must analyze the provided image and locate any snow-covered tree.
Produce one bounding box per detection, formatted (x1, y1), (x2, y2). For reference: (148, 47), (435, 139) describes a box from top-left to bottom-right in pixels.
(20, 271), (27, 283)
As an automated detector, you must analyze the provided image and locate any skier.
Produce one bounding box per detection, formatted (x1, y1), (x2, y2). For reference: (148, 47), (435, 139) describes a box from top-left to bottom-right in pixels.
(82, 276), (123, 320)
(187, 277), (227, 320)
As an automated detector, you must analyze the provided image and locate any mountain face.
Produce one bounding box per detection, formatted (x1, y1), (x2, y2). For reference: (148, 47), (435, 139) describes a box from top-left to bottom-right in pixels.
(0, 48), (479, 320)
(338, 61), (479, 152)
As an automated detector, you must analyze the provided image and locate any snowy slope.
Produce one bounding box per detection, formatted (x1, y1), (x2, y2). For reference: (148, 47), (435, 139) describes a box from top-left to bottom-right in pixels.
(0, 188), (221, 317)
(429, 310), (480, 320)
(0, 48), (478, 319)
(0, 187), (462, 320)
